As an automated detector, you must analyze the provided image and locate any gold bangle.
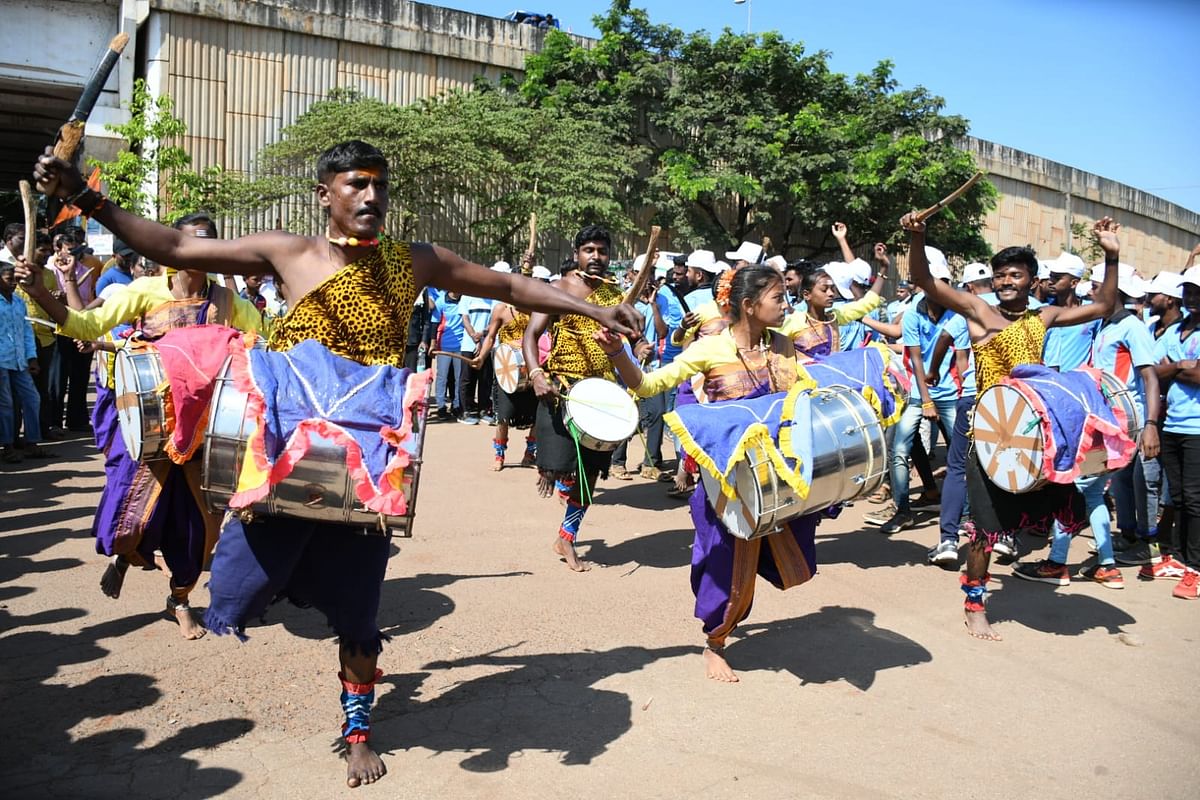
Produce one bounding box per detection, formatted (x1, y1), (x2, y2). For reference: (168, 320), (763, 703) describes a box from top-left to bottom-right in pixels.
(528, 367), (545, 380)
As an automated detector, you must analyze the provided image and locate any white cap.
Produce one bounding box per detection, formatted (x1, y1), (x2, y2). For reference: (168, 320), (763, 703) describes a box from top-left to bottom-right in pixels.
(1046, 252), (1087, 279)
(961, 262), (992, 283)
(1091, 261), (1135, 285)
(491, 260), (512, 273)
(824, 261), (855, 300)
(1118, 271), (1147, 299)
(725, 241), (764, 264)
(1037, 261), (1052, 281)
(846, 257), (873, 286)
(1146, 272), (1183, 299)
(548, 274), (562, 282)
(531, 265), (552, 280)
(765, 255), (788, 271)
(686, 249), (721, 273)
(1075, 280), (1093, 298)
(1180, 266), (1200, 287)
(632, 254), (648, 271)
(714, 260), (731, 273)
(924, 246), (948, 270)
(929, 260), (953, 282)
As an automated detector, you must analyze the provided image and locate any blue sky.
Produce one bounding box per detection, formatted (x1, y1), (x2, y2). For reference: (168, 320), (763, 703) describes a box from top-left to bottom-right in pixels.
(444, 1), (1200, 215)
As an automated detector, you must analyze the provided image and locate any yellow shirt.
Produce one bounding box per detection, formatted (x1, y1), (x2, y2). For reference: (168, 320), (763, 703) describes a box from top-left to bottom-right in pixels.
(635, 328), (803, 400)
(775, 290), (882, 337)
(58, 275), (265, 341)
(16, 270), (58, 347)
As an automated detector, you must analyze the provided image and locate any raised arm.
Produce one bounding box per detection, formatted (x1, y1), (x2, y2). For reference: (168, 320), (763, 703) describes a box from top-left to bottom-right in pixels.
(869, 243), (889, 296)
(1042, 218), (1121, 329)
(416, 245), (641, 340)
(900, 213), (988, 323)
(831, 222), (855, 264)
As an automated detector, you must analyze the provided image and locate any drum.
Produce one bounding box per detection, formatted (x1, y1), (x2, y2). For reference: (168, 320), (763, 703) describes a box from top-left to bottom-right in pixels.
(201, 356), (427, 534)
(973, 370), (1142, 493)
(493, 342), (528, 394)
(113, 344), (169, 461)
(561, 377), (638, 452)
(702, 386), (888, 540)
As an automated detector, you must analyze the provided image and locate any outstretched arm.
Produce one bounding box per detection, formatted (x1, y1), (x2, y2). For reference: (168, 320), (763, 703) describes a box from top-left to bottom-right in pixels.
(899, 213), (987, 323)
(1042, 218), (1121, 329)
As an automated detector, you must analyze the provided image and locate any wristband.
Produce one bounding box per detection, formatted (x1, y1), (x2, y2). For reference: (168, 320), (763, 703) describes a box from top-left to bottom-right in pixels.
(529, 367), (546, 380)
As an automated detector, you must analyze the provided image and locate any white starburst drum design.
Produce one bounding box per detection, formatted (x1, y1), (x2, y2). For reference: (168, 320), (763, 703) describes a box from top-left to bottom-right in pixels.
(973, 370), (1141, 493)
(493, 342), (528, 394)
(113, 344), (169, 461)
(201, 355), (427, 534)
(561, 378), (638, 452)
(701, 385), (888, 540)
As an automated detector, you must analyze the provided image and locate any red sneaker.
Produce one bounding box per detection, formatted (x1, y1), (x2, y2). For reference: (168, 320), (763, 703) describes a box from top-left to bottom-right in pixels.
(1172, 570), (1199, 600)
(1137, 555), (1188, 582)
(1080, 564), (1124, 590)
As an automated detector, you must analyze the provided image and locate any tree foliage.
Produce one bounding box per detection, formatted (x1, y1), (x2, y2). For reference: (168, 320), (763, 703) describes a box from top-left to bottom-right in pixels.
(519, 0), (996, 261)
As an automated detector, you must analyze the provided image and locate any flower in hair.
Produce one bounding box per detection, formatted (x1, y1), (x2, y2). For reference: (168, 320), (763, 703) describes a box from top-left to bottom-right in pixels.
(715, 265), (741, 312)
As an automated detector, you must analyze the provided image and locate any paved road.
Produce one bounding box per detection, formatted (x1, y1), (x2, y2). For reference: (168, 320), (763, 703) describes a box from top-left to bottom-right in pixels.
(1, 421), (1196, 799)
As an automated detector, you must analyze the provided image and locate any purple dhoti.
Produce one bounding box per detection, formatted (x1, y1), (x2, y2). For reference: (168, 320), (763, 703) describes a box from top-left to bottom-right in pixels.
(690, 480), (819, 645)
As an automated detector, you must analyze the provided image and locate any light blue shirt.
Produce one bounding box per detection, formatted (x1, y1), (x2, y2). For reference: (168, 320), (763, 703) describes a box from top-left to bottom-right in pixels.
(1091, 311), (1157, 421)
(0, 291), (37, 370)
(432, 295), (464, 351)
(1154, 319), (1200, 435)
(901, 298), (957, 401)
(658, 287), (685, 365)
(942, 313), (976, 398)
(1043, 318), (1101, 371)
(457, 295), (494, 355)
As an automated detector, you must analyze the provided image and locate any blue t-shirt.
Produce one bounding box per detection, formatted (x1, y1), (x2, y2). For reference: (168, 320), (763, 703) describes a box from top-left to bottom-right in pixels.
(942, 313), (976, 398)
(658, 287), (685, 364)
(432, 295), (464, 351)
(836, 298), (868, 350)
(1090, 311), (1157, 421)
(1042, 318), (1101, 371)
(901, 298), (957, 401)
(1153, 319), (1200, 435)
(95, 267), (133, 295)
(457, 295), (494, 354)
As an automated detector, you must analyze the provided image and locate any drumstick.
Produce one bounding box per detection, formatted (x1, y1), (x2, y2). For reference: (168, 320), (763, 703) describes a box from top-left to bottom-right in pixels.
(914, 171), (985, 222)
(18, 181), (37, 287)
(428, 350), (474, 363)
(622, 225), (662, 305)
(25, 317), (56, 328)
(523, 211), (537, 276)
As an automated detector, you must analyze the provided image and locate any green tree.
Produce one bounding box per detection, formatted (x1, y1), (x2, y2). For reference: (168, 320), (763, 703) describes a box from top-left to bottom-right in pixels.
(520, 1), (997, 261)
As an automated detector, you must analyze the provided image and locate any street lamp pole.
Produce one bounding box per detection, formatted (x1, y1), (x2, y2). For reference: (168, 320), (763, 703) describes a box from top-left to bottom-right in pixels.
(734, 0), (752, 34)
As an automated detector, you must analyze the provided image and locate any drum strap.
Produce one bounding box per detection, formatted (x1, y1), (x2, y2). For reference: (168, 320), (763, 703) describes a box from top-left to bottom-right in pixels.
(339, 668), (383, 744)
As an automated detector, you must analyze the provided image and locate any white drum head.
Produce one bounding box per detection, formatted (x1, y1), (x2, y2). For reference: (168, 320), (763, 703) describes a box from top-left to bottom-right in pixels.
(113, 349), (146, 460)
(973, 384), (1044, 493)
(565, 378), (638, 445)
(494, 343), (525, 394)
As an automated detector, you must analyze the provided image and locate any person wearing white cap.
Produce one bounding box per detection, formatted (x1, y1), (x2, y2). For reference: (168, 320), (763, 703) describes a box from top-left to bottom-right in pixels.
(902, 212), (1123, 641)
(1022, 266), (1163, 590)
(522, 224), (630, 573)
(457, 285), (497, 425)
(1147, 272), (1184, 341)
(725, 241), (764, 267)
(531, 265), (552, 281)
(1041, 251), (1101, 372)
(1034, 260), (1053, 304)
(1152, 266), (1200, 597)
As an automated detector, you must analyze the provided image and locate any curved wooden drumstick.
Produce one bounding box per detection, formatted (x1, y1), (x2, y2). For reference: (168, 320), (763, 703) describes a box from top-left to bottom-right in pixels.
(428, 350), (474, 363)
(915, 171), (985, 222)
(622, 225), (662, 305)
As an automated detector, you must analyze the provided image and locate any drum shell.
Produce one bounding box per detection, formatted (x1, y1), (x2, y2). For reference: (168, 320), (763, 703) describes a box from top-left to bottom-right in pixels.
(201, 356), (425, 533)
(561, 377), (638, 452)
(702, 386), (888, 540)
(493, 343), (528, 394)
(113, 345), (168, 462)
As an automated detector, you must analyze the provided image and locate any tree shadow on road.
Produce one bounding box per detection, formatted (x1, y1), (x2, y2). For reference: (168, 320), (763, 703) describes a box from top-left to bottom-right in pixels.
(374, 642), (691, 773)
(729, 605), (933, 690)
(584, 527), (694, 570)
(986, 579), (1137, 636)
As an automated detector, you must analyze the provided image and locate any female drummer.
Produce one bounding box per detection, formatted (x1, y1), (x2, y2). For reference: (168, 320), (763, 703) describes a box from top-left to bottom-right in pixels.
(597, 265), (822, 682)
(17, 213), (265, 640)
(472, 300), (538, 470)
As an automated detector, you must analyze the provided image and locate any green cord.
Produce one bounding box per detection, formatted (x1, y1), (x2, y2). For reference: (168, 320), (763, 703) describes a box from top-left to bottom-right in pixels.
(566, 419), (593, 505)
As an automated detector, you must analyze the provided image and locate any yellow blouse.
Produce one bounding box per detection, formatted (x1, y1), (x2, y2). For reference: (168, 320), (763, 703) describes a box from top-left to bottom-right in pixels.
(635, 329), (804, 402)
(498, 306), (531, 345)
(268, 238), (417, 367)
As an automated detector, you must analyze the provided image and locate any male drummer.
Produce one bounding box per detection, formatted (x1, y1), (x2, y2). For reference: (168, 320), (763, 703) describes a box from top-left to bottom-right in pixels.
(901, 212), (1121, 641)
(29, 141), (641, 788)
(523, 224), (626, 572)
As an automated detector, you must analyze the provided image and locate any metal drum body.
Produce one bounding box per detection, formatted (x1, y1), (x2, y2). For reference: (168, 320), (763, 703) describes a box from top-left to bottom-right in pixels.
(493, 342), (528, 393)
(201, 357), (426, 533)
(973, 370), (1143, 494)
(113, 345), (168, 461)
(561, 377), (638, 452)
(702, 386), (888, 540)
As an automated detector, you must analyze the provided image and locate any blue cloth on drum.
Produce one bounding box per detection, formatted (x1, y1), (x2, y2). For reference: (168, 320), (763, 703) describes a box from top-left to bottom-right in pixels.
(805, 346), (905, 427)
(1006, 365), (1137, 482)
(204, 513), (391, 656)
(666, 381), (814, 502)
(232, 340), (428, 516)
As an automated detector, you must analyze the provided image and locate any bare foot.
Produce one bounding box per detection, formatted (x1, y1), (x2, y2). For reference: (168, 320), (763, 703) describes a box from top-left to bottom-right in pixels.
(703, 647), (739, 682)
(491, 458), (504, 472)
(100, 556), (129, 599)
(553, 537), (591, 572)
(346, 741), (387, 788)
(168, 600), (208, 640)
(964, 609), (1001, 641)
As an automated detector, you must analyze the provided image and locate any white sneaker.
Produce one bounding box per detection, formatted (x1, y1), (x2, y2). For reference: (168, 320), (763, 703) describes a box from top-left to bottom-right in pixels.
(928, 539), (959, 567)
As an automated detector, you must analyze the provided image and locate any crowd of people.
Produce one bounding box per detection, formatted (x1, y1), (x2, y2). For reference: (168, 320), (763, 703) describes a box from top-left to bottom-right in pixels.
(3, 138), (1198, 788)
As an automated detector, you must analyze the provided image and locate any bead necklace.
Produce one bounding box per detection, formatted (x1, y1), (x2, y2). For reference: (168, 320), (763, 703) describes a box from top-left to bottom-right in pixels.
(326, 236), (380, 247)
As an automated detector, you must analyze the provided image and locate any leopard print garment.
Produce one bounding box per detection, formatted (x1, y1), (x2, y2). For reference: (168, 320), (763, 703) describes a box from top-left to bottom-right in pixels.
(268, 239), (417, 367)
(498, 306), (531, 345)
(545, 281), (622, 382)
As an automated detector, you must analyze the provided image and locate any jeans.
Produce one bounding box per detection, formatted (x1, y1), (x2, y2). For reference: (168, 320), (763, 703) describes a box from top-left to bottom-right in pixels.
(1050, 473), (1114, 565)
(1109, 452), (1161, 538)
(0, 367), (42, 445)
(1159, 431), (1200, 569)
(612, 392), (667, 469)
(938, 396), (976, 543)
(890, 396), (957, 511)
(434, 353), (465, 413)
